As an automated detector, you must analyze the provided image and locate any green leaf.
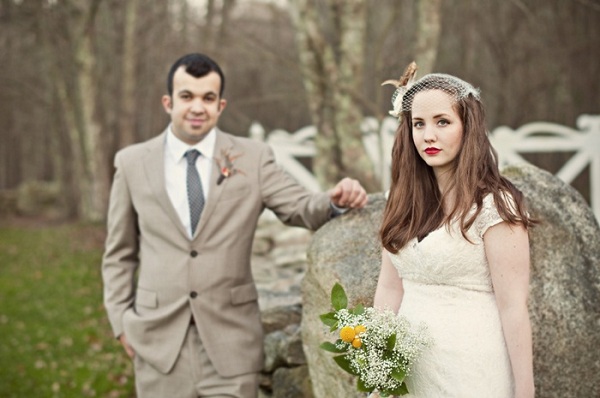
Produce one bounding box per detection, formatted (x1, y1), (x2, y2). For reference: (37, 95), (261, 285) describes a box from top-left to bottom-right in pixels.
(331, 283), (348, 311)
(333, 354), (358, 375)
(319, 341), (347, 353)
(319, 312), (338, 327)
(390, 367), (406, 382)
(387, 382), (410, 396)
(356, 377), (374, 392)
(386, 333), (397, 351)
(352, 303), (365, 315)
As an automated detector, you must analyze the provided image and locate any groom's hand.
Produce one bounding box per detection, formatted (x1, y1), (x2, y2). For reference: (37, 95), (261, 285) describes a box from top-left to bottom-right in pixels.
(119, 334), (135, 359)
(329, 177), (368, 209)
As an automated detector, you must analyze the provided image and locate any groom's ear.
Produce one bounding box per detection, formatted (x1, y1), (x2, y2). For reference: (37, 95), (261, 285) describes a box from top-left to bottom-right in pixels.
(218, 98), (227, 112)
(161, 95), (173, 113)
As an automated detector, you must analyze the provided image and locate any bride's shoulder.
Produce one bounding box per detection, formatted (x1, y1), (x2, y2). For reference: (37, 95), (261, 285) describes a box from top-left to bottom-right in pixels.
(473, 193), (508, 237)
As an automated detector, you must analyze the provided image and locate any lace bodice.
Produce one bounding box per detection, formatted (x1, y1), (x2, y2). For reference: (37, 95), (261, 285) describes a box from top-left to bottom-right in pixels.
(383, 194), (516, 397)
(386, 194), (505, 293)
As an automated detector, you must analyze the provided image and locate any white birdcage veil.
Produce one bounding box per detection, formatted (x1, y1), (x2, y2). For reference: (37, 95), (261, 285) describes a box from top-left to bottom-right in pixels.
(382, 62), (481, 117)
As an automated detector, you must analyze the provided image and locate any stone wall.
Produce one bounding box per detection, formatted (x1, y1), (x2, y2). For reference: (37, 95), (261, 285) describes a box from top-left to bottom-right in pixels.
(0, 181), (64, 219)
(252, 216), (315, 397)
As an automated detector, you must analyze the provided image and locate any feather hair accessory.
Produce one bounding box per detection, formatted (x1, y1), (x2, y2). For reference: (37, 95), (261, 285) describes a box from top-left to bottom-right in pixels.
(382, 62), (481, 118)
(381, 61), (418, 118)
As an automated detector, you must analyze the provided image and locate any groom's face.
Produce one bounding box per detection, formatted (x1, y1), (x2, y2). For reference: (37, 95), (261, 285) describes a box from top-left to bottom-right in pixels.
(162, 67), (227, 145)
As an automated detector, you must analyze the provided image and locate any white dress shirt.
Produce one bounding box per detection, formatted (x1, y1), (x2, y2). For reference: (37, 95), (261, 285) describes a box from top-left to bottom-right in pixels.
(164, 126), (216, 238)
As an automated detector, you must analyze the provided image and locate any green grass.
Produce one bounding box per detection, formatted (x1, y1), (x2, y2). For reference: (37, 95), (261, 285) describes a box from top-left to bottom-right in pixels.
(0, 223), (134, 397)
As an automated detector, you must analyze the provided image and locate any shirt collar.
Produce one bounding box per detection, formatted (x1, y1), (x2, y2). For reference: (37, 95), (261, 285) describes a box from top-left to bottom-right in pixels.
(166, 126), (217, 162)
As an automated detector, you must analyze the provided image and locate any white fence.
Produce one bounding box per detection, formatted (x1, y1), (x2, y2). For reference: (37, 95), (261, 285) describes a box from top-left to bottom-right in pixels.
(250, 115), (600, 223)
(490, 114), (600, 223)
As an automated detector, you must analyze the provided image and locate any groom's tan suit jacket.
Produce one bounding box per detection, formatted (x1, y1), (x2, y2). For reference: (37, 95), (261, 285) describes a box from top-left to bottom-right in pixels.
(102, 129), (331, 377)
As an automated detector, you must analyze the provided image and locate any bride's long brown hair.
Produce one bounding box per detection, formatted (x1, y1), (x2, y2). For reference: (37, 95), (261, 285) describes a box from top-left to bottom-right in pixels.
(380, 85), (535, 254)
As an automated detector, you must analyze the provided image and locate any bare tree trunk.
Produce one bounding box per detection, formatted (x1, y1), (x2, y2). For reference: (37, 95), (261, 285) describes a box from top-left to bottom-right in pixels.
(78, 21), (110, 222)
(207, 0), (237, 61)
(43, 73), (79, 218)
(289, 0), (379, 192)
(0, 0), (18, 189)
(36, 6), (81, 218)
(414, 0), (443, 75)
(219, 0), (236, 40)
(39, 0), (110, 222)
(203, 0), (217, 54)
(118, 0), (139, 149)
(54, 69), (86, 219)
(134, 1), (171, 141)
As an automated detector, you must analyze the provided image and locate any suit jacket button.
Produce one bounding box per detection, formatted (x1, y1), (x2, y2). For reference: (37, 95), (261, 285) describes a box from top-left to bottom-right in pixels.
(190, 250), (198, 257)
(190, 291), (198, 298)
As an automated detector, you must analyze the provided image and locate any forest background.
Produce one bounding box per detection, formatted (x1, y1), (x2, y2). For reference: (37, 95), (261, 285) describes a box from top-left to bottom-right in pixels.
(1, 0), (599, 222)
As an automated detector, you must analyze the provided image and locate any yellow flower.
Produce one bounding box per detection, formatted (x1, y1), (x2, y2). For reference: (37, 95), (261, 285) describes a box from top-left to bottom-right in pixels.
(340, 326), (356, 343)
(354, 325), (366, 335)
(352, 338), (362, 348)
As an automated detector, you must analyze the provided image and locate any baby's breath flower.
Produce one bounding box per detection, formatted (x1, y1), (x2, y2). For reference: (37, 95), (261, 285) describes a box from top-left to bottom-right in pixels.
(320, 284), (431, 396)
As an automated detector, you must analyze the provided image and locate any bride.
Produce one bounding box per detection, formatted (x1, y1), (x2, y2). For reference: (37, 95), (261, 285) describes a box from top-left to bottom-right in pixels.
(373, 68), (536, 398)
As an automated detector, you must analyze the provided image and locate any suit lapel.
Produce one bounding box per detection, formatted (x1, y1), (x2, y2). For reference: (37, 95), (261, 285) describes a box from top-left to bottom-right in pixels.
(143, 131), (189, 240)
(193, 130), (234, 239)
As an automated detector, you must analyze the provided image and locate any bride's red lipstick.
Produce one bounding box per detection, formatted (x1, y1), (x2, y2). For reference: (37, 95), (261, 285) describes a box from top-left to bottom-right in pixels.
(425, 147), (441, 155)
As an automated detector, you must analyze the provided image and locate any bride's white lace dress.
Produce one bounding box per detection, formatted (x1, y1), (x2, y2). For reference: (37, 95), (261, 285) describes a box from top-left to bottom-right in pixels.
(386, 195), (514, 397)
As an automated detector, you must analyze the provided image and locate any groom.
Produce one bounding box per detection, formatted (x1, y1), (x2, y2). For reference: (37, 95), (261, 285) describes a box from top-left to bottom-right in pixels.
(101, 53), (368, 397)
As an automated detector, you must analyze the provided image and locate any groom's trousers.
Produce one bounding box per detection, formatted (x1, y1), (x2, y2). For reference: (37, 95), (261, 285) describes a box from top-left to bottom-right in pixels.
(133, 323), (259, 398)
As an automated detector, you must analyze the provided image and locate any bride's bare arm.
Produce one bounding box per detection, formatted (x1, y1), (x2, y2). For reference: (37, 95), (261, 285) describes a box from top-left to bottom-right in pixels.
(486, 222), (535, 398)
(373, 249), (404, 313)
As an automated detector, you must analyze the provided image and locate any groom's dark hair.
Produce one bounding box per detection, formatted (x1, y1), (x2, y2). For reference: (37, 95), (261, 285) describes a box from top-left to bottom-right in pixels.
(166, 53), (225, 97)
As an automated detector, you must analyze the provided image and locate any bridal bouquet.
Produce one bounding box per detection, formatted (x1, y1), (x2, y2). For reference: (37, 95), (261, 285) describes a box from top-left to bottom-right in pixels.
(319, 283), (430, 397)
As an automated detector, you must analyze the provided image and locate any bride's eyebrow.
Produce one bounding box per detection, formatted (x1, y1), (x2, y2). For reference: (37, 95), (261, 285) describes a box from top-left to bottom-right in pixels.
(411, 113), (451, 121)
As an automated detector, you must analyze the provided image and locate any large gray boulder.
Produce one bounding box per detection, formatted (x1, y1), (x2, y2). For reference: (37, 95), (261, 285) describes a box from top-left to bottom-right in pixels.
(302, 163), (600, 398)
(302, 194), (384, 398)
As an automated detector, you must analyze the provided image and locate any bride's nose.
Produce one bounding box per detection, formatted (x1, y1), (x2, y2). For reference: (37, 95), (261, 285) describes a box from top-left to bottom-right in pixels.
(423, 127), (437, 143)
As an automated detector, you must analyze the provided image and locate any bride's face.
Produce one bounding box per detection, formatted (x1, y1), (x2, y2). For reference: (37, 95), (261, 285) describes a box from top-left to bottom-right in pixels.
(410, 90), (464, 178)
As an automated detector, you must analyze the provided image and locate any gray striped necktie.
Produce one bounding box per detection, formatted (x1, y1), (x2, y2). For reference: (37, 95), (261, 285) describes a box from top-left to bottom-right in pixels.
(184, 149), (205, 235)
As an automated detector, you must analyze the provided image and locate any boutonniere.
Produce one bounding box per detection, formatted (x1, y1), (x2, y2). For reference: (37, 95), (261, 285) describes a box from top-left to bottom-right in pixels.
(214, 149), (245, 185)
